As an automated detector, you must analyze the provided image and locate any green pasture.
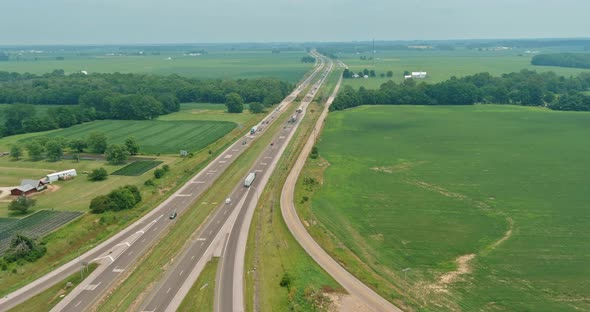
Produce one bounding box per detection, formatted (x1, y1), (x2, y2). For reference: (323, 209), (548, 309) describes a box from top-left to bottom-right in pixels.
(110, 160), (163, 176)
(29, 119), (236, 154)
(303, 104), (590, 311)
(340, 49), (590, 89)
(160, 103), (257, 125)
(0, 51), (312, 83)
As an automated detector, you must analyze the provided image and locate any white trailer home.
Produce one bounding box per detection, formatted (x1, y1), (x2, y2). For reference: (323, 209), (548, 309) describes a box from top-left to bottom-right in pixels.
(45, 169), (77, 183)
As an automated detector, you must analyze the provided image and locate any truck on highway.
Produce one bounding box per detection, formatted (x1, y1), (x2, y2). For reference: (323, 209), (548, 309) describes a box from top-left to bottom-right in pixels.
(250, 125), (258, 135)
(296, 107), (303, 113)
(289, 115), (297, 123)
(244, 172), (256, 187)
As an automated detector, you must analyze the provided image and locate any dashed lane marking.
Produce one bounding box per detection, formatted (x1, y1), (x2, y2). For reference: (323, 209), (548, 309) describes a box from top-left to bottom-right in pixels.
(113, 268), (124, 273)
(85, 282), (102, 290)
(176, 194), (191, 197)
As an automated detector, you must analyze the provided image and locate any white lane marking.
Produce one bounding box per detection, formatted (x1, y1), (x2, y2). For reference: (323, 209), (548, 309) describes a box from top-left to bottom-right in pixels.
(192, 181), (206, 184)
(191, 255), (195, 260)
(176, 194), (191, 197)
(196, 238), (206, 241)
(85, 281), (102, 290)
(167, 287), (172, 294)
(108, 255), (114, 262)
(232, 149), (239, 152)
(224, 154), (233, 159)
(179, 270), (184, 276)
(264, 156), (272, 159)
(208, 170), (217, 173)
(260, 162), (267, 166)
(279, 136), (286, 139)
(113, 268), (124, 273)
(219, 160), (227, 164)
(136, 230), (145, 234)
(255, 169), (263, 173)
(115, 242), (131, 248)
(206, 172), (214, 175)
(75, 301), (82, 307)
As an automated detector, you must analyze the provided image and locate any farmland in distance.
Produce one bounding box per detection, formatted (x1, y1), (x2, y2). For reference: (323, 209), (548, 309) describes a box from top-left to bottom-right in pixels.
(297, 105), (590, 311)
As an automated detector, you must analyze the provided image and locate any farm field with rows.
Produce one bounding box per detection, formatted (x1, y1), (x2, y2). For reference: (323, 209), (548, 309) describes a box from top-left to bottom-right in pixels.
(297, 104), (590, 311)
(0, 210), (83, 254)
(111, 161), (163, 176)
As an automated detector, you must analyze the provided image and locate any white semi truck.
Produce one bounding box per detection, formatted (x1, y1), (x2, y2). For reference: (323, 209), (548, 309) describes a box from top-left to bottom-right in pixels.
(244, 172), (256, 187)
(296, 107), (303, 113)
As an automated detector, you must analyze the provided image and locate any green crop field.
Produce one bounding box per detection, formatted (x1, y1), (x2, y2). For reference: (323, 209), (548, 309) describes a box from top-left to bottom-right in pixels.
(28, 119), (236, 154)
(0, 210), (83, 254)
(299, 105), (590, 311)
(111, 161), (163, 176)
(159, 103), (257, 125)
(340, 49), (590, 89)
(0, 51), (311, 83)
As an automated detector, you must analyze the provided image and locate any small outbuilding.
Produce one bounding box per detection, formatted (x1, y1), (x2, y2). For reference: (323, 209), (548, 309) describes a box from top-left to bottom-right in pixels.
(10, 179), (47, 196)
(45, 169), (77, 183)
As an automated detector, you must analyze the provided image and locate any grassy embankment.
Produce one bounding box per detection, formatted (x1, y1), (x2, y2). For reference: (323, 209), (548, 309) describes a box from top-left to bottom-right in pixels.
(297, 104), (590, 311)
(244, 69), (344, 312)
(0, 104), (262, 296)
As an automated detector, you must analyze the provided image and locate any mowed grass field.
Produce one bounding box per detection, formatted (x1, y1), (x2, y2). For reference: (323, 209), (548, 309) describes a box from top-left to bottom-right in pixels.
(341, 49), (590, 89)
(301, 105), (590, 311)
(32, 119), (236, 154)
(0, 51), (311, 83)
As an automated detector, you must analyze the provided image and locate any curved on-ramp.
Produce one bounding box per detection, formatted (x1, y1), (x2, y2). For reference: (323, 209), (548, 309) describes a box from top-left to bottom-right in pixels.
(280, 73), (403, 312)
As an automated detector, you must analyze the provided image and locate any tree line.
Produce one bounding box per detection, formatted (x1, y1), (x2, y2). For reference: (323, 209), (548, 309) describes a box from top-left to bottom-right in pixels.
(0, 71), (292, 137)
(531, 53), (590, 69)
(10, 132), (140, 164)
(331, 70), (590, 112)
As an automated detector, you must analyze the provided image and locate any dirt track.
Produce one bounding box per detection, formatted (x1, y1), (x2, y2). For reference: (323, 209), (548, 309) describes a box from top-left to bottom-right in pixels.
(280, 72), (402, 312)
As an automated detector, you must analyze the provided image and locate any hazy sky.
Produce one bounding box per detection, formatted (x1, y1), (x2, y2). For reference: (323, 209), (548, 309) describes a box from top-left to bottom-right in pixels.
(1, 0), (589, 45)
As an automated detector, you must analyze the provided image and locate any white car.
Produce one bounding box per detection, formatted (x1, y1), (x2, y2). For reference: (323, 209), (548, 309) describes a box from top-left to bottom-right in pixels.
(225, 198), (231, 204)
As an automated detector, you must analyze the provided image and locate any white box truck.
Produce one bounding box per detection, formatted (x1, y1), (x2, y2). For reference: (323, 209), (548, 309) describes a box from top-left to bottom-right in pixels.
(244, 172), (256, 187)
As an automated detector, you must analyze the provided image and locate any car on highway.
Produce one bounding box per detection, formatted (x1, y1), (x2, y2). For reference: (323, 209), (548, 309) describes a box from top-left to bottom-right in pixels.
(225, 198), (231, 204)
(169, 211), (177, 219)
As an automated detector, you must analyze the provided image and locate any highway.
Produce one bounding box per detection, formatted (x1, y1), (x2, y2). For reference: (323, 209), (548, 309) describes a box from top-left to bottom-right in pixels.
(0, 54), (326, 312)
(138, 54), (332, 312)
(215, 58), (333, 312)
(280, 65), (403, 311)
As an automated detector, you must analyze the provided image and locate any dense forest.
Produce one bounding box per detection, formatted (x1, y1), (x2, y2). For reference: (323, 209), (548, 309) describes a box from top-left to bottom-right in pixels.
(331, 70), (590, 111)
(531, 53), (590, 69)
(0, 71), (291, 137)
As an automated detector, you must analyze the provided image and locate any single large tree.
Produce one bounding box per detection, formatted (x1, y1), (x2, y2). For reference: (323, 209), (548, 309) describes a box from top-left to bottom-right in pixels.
(124, 136), (140, 156)
(88, 132), (108, 154)
(69, 139), (88, 153)
(10, 145), (22, 160)
(225, 92), (244, 113)
(26, 140), (44, 161)
(45, 139), (63, 161)
(8, 196), (36, 215)
(105, 144), (130, 165)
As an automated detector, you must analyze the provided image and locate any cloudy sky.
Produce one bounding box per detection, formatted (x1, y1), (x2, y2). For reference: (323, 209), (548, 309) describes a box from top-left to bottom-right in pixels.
(1, 0), (588, 45)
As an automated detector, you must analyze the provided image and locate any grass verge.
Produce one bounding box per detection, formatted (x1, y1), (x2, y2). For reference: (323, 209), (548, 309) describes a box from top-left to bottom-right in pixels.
(245, 97), (343, 312)
(8, 263), (98, 312)
(178, 258), (218, 312)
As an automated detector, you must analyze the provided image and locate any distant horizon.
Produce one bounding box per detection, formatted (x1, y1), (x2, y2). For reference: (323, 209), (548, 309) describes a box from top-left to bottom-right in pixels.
(2, 36), (590, 48)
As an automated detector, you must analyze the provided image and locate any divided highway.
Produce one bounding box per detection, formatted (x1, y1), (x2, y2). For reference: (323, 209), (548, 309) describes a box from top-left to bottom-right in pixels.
(138, 55), (332, 312)
(0, 54), (326, 312)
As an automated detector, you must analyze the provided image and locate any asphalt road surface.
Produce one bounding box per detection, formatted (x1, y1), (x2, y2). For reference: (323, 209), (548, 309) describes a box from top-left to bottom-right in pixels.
(0, 54), (326, 312)
(280, 69), (403, 312)
(215, 58), (334, 312)
(139, 54), (331, 312)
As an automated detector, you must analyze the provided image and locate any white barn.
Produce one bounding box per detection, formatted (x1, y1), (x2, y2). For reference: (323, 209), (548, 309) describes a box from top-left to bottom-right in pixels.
(45, 169), (77, 183)
(411, 72), (427, 79)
